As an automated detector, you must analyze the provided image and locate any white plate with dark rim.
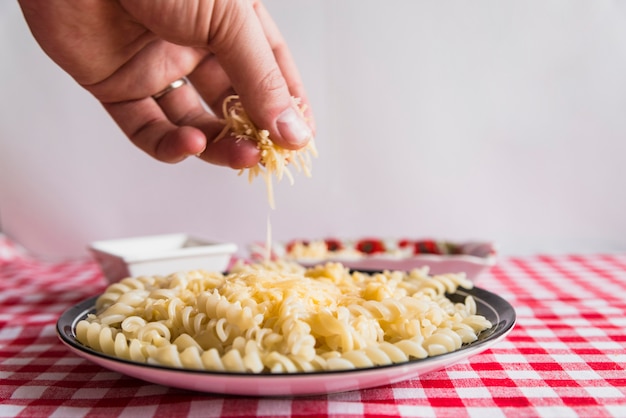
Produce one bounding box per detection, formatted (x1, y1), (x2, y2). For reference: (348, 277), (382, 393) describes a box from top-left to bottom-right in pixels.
(57, 286), (515, 396)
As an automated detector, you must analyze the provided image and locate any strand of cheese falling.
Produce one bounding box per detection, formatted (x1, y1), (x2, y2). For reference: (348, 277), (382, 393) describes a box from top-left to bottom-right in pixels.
(216, 95), (317, 261)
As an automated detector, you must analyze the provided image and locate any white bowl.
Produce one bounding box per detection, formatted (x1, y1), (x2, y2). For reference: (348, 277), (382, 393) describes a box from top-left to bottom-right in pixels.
(89, 234), (238, 283)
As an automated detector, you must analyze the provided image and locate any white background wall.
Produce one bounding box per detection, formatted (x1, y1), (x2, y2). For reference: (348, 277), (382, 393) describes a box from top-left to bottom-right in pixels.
(1, 1), (625, 259)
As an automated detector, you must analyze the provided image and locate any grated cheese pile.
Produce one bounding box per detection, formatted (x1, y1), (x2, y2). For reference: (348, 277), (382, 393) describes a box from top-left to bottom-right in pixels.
(218, 95), (317, 209)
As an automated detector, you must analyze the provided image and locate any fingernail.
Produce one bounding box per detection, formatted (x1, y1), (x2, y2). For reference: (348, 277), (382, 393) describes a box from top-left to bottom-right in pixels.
(276, 107), (312, 147)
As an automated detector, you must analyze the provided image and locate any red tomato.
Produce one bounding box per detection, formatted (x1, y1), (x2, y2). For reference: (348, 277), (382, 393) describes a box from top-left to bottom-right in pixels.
(413, 240), (441, 255)
(324, 238), (343, 252)
(356, 238), (386, 254)
(398, 239), (413, 249)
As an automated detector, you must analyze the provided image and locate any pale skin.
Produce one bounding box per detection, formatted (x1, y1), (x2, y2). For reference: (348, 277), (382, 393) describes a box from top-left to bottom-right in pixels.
(18, 0), (315, 169)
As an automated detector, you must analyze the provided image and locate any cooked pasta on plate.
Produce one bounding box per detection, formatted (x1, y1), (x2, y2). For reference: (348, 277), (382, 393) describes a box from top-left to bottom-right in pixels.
(72, 261), (493, 373)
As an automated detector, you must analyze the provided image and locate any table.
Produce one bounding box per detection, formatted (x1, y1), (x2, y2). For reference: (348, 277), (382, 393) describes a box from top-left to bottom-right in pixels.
(1, 234), (625, 417)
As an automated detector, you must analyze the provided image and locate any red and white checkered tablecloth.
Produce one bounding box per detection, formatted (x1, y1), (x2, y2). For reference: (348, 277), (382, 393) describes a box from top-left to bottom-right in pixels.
(1, 234), (625, 418)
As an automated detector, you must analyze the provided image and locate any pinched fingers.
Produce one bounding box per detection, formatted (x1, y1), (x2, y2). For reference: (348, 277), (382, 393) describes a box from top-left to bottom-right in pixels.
(153, 79), (261, 168)
(102, 86), (260, 169)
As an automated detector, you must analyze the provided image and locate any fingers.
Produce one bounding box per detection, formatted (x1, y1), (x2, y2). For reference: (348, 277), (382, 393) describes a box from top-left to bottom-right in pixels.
(186, 54), (235, 118)
(102, 92), (259, 168)
(102, 97), (204, 163)
(87, 41), (204, 103)
(153, 79), (261, 168)
(186, 5), (314, 130)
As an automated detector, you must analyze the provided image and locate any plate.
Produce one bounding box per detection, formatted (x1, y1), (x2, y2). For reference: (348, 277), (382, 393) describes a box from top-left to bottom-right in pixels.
(57, 286), (515, 396)
(250, 238), (497, 282)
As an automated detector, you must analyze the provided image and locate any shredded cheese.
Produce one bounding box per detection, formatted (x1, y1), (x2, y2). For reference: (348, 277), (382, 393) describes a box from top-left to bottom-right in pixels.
(218, 95), (317, 209)
(265, 214), (272, 262)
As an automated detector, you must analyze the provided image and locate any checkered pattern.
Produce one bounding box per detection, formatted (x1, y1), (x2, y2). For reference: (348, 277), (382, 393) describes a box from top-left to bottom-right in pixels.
(1, 235), (625, 417)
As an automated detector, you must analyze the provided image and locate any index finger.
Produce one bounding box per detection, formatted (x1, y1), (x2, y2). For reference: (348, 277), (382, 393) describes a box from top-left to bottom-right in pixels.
(206, 1), (313, 150)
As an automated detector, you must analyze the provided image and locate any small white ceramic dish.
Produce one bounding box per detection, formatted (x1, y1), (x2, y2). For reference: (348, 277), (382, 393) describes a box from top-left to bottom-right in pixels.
(89, 234), (238, 283)
(250, 238), (497, 281)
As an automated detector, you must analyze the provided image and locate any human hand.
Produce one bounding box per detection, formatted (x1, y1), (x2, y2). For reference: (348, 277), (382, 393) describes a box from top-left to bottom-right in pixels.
(18, 0), (314, 169)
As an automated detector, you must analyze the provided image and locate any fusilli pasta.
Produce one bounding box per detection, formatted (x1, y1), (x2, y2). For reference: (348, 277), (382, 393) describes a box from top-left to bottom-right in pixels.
(76, 262), (492, 373)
